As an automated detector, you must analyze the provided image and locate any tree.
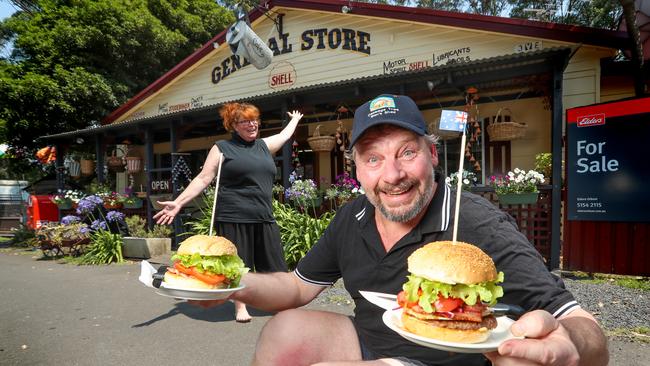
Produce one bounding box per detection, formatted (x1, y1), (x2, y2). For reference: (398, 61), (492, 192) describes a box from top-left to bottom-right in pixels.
(0, 0), (234, 178)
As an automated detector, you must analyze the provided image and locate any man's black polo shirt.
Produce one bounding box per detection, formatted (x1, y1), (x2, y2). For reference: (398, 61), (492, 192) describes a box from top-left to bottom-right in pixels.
(295, 183), (578, 365)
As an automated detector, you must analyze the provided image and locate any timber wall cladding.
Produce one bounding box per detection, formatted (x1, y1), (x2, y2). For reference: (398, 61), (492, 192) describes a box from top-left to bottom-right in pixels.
(116, 7), (584, 124)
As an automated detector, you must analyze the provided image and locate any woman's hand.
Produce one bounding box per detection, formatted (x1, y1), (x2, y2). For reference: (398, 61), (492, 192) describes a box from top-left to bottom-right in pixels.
(153, 201), (181, 225)
(288, 110), (303, 123)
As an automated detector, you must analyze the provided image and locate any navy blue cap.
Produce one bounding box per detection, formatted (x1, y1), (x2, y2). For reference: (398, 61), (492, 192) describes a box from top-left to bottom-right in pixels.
(350, 94), (427, 147)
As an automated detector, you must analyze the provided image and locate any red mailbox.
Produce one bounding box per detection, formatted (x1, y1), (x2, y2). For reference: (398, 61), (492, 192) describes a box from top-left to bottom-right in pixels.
(26, 195), (59, 229)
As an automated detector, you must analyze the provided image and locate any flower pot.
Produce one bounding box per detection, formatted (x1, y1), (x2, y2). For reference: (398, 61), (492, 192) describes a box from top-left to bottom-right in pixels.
(56, 200), (73, 210)
(103, 203), (123, 210)
(123, 199), (143, 209)
(80, 159), (95, 176)
(498, 192), (539, 205)
(122, 237), (171, 259)
(125, 157), (142, 173)
(68, 160), (81, 178)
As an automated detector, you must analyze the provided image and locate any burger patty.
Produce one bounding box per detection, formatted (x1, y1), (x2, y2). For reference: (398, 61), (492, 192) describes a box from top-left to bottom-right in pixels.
(425, 314), (498, 331)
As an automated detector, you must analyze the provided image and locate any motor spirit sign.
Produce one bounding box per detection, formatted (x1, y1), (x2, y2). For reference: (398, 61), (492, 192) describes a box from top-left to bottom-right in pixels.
(566, 97), (650, 222)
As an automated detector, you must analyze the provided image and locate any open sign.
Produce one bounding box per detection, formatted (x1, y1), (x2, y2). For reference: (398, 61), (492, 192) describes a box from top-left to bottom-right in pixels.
(151, 180), (170, 192)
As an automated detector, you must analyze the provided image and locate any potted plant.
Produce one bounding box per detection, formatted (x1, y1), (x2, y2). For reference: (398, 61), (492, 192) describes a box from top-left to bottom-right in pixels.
(534, 152), (553, 182)
(284, 173), (322, 215)
(101, 192), (125, 210)
(122, 196), (143, 209)
(50, 193), (73, 210)
(79, 152), (96, 176)
(122, 215), (172, 259)
(446, 170), (479, 191)
(324, 172), (363, 209)
(489, 168), (545, 205)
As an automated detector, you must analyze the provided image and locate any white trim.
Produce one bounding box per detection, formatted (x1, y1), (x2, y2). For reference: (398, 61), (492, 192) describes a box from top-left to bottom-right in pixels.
(552, 300), (580, 318)
(355, 207), (366, 221)
(293, 269), (333, 286)
(440, 183), (451, 231)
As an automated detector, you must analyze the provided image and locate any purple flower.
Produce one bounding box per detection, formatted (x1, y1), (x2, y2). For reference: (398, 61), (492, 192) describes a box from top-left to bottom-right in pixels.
(79, 226), (90, 235)
(76, 195), (103, 215)
(91, 219), (107, 231)
(106, 210), (125, 223)
(61, 215), (81, 225)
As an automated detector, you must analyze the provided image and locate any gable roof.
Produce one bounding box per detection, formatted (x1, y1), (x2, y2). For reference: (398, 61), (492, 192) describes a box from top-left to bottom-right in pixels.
(102, 0), (629, 125)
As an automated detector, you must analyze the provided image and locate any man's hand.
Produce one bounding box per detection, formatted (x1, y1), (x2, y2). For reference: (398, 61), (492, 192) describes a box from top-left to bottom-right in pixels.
(153, 201), (180, 225)
(485, 310), (580, 366)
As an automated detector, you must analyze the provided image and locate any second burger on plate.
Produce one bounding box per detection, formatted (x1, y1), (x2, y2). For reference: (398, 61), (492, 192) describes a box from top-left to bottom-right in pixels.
(397, 241), (505, 343)
(164, 234), (248, 289)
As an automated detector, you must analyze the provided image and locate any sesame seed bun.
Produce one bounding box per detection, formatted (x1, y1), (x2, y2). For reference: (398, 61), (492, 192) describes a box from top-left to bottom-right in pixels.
(407, 241), (497, 285)
(176, 235), (237, 257)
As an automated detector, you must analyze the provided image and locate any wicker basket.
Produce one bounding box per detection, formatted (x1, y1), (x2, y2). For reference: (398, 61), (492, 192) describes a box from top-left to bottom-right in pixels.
(428, 118), (461, 140)
(125, 156), (142, 173)
(107, 150), (125, 172)
(487, 108), (526, 141)
(307, 125), (336, 152)
(80, 159), (95, 176)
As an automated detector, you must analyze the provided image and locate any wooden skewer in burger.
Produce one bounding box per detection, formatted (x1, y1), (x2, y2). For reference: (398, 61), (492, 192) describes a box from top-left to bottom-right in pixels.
(395, 109), (503, 343)
(163, 154), (248, 289)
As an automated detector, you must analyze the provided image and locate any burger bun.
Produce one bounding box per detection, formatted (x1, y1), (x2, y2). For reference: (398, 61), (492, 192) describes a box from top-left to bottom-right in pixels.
(408, 241), (497, 285)
(177, 234), (238, 257)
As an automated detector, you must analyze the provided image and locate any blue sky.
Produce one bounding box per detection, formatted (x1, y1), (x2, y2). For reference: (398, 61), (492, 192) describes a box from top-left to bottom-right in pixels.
(1, 1), (17, 20)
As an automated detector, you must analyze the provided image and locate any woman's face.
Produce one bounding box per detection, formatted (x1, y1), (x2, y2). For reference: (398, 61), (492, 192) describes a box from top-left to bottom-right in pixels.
(233, 117), (259, 142)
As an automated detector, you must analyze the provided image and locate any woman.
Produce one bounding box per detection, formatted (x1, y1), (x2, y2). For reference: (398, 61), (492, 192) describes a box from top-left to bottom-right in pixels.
(154, 102), (303, 322)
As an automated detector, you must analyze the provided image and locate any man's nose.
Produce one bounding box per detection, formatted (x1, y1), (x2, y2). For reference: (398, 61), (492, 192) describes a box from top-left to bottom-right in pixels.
(382, 158), (406, 184)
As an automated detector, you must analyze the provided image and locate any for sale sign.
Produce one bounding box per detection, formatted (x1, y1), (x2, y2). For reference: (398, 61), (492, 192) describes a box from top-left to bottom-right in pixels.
(566, 97), (650, 222)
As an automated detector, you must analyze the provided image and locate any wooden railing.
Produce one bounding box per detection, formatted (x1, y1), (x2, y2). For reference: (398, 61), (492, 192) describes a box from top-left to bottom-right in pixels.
(471, 185), (553, 267)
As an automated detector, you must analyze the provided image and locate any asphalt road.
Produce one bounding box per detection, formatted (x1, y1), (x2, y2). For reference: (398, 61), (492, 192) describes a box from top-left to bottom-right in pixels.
(0, 248), (351, 366)
(0, 248), (646, 366)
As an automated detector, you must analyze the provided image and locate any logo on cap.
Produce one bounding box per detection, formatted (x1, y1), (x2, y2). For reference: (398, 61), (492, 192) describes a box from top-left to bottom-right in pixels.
(369, 96), (396, 111)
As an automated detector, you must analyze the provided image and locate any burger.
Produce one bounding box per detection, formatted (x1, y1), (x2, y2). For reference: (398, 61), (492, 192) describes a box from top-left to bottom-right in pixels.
(397, 241), (504, 343)
(164, 235), (248, 289)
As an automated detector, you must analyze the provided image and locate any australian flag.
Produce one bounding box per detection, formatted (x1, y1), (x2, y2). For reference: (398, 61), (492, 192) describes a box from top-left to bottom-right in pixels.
(439, 110), (468, 132)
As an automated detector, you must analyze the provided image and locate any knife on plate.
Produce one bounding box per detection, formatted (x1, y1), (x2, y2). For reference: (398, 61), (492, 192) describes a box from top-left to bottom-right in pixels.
(359, 290), (525, 319)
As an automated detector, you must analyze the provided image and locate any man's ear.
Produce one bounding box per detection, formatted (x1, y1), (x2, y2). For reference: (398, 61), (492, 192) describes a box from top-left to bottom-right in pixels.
(430, 143), (439, 167)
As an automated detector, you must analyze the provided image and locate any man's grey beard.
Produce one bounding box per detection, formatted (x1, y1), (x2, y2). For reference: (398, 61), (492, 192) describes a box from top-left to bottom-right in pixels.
(368, 168), (436, 223)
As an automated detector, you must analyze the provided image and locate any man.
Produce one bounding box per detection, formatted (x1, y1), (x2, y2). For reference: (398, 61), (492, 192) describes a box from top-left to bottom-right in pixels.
(197, 94), (608, 366)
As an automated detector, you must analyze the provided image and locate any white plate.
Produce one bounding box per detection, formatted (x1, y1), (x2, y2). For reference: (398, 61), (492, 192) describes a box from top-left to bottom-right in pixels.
(382, 308), (522, 353)
(155, 283), (245, 301)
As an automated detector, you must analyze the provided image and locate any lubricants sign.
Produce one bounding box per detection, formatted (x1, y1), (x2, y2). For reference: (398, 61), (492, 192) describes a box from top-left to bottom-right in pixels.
(566, 97), (650, 222)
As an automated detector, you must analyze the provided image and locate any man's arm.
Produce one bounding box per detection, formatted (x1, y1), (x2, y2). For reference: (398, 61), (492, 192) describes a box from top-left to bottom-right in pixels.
(485, 308), (608, 366)
(191, 271), (326, 312)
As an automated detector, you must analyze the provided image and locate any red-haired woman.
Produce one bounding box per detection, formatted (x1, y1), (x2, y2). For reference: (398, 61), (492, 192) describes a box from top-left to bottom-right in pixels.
(154, 102), (303, 322)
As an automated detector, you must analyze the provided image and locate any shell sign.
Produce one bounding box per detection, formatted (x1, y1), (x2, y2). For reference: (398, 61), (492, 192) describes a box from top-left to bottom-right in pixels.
(268, 61), (296, 89)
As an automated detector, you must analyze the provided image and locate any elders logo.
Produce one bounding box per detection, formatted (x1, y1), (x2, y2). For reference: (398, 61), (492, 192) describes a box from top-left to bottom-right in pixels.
(577, 113), (605, 127)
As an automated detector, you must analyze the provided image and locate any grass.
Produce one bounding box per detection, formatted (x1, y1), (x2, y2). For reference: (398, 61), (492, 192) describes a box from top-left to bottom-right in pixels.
(565, 271), (650, 291)
(607, 327), (650, 343)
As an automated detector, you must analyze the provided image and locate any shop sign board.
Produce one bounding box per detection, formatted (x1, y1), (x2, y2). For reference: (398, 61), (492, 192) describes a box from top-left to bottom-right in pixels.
(566, 97), (650, 222)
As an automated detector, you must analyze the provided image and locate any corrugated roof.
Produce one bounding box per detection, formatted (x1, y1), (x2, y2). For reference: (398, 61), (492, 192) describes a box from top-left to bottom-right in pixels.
(39, 47), (570, 141)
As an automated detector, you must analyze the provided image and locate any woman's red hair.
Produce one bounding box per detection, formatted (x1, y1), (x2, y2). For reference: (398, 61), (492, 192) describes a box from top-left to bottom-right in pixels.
(219, 102), (260, 132)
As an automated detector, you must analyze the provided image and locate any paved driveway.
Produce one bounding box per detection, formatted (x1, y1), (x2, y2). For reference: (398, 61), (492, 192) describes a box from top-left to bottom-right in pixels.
(0, 249), (352, 366)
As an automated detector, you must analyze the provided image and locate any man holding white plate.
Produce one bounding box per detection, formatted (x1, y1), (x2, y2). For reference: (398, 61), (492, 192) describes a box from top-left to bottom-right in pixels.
(192, 94), (608, 366)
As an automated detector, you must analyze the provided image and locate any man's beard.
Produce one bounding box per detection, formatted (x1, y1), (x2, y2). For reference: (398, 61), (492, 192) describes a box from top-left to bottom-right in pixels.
(367, 169), (436, 223)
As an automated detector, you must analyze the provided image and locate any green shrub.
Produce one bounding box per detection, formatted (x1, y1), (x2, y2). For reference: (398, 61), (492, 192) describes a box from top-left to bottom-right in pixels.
(79, 230), (123, 264)
(183, 187), (215, 236)
(124, 215), (172, 238)
(273, 199), (334, 269)
(9, 223), (36, 247)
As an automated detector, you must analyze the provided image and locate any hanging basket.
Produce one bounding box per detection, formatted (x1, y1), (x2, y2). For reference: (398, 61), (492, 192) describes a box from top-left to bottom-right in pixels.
(428, 118), (461, 140)
(68, 160), (81, 178)
(125, 156), (142, 174)
(487, 108), (527, 141)
(107, 150), (125, 172)
(307, 125), (336, 152)
(80, 159), (95, 176)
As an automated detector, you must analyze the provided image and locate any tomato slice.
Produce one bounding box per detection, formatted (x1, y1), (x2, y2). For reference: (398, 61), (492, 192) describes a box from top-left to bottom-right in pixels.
(434, 295), (464, 312)
(397, 290), (419, 308)
(173, 262), (226, 286)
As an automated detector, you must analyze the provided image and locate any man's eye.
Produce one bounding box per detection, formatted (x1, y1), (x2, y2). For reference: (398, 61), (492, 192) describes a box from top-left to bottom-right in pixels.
(402, 149), (416, 159)
(367, 156), (379, 164)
